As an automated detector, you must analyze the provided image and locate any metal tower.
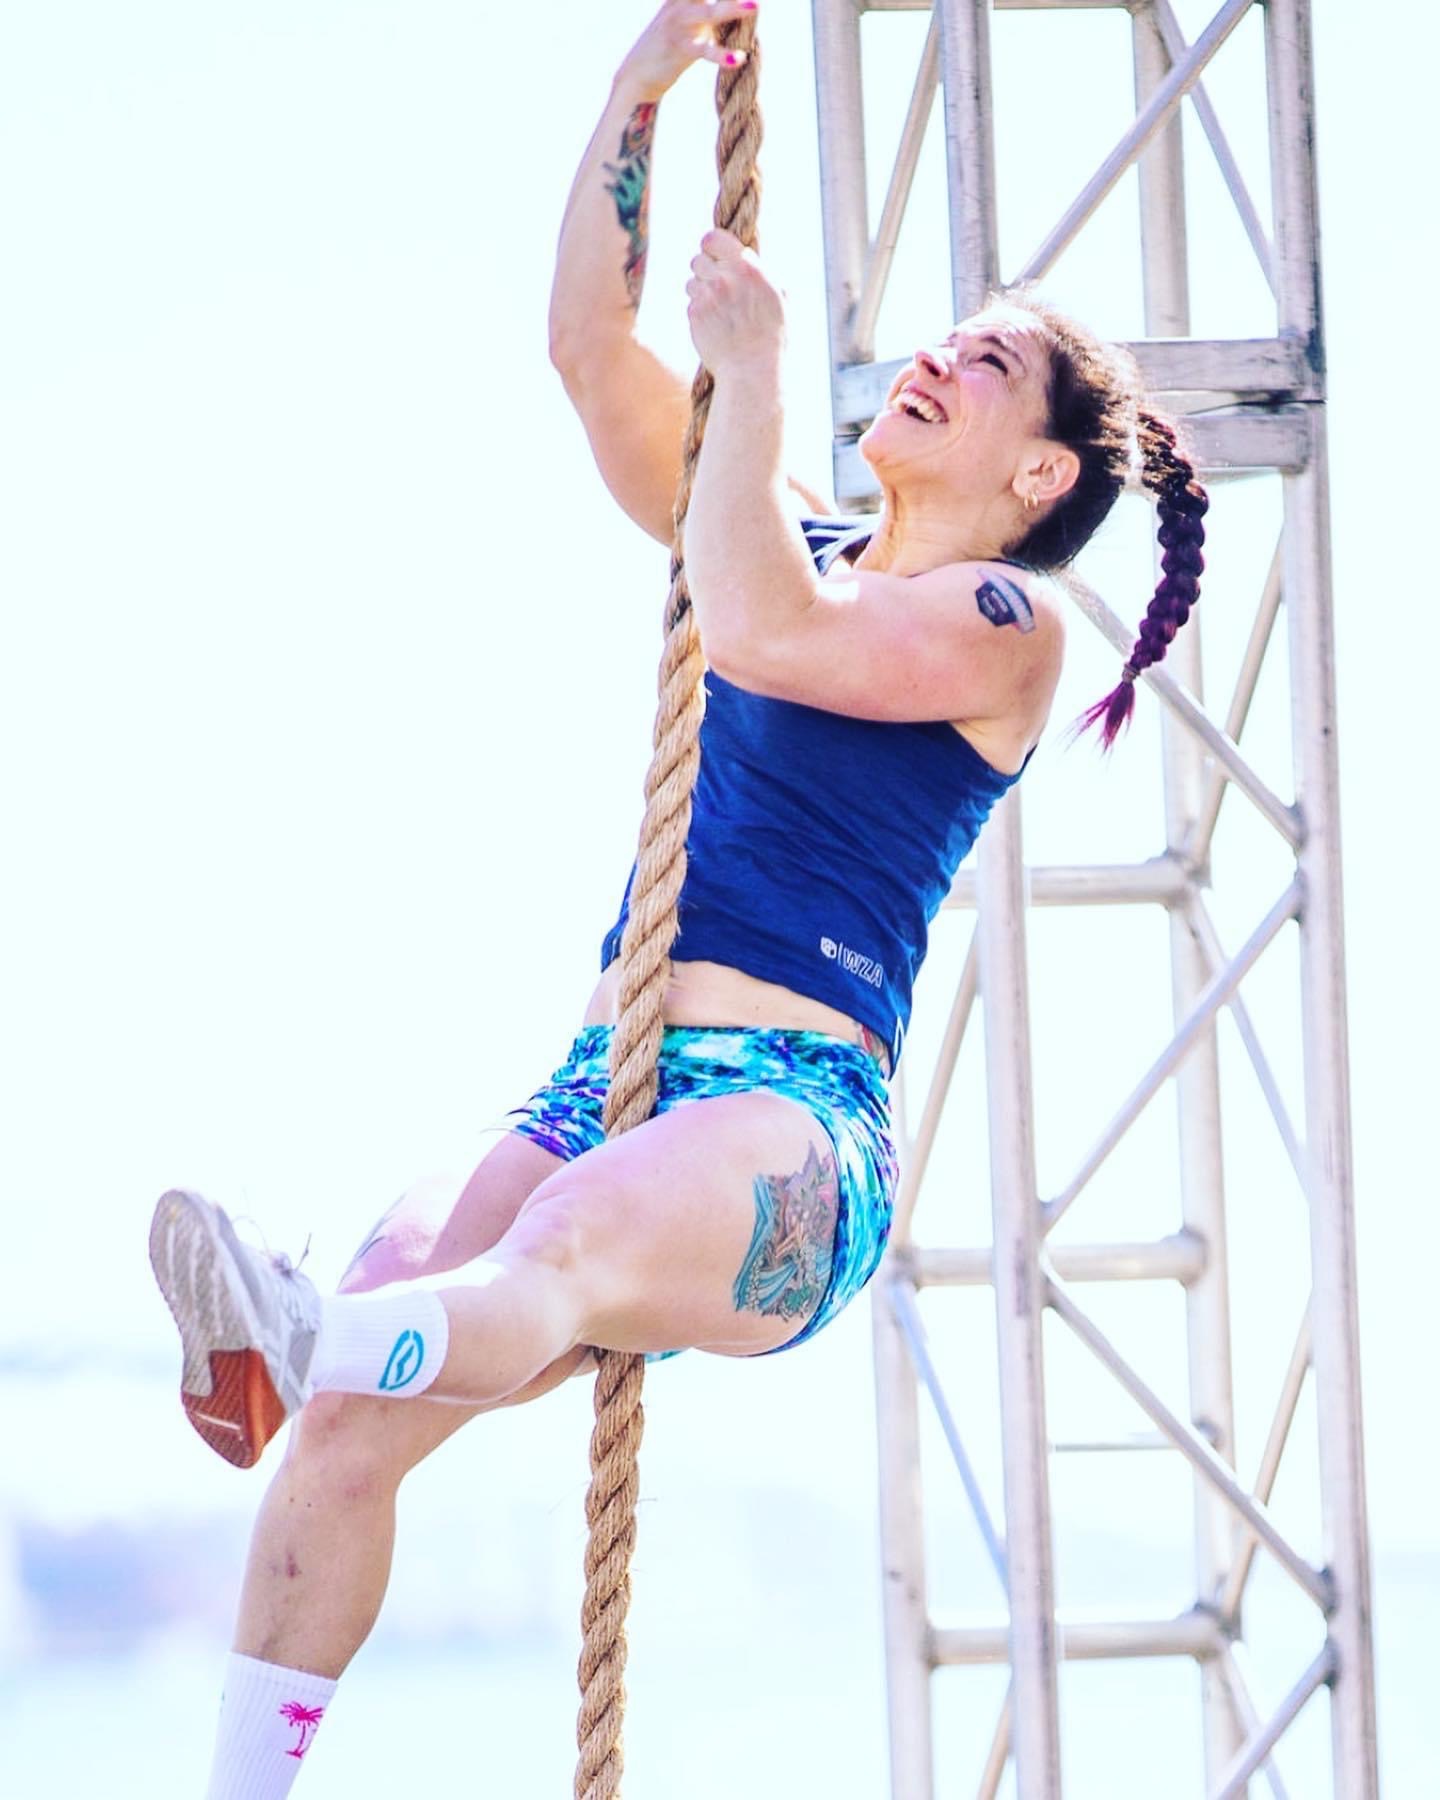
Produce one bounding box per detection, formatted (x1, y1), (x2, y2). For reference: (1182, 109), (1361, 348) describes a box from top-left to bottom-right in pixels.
(809, 2), (1377, 1794)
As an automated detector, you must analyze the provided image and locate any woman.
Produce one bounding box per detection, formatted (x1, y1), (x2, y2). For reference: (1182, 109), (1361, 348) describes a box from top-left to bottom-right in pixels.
(149, 3), (1207, 1792)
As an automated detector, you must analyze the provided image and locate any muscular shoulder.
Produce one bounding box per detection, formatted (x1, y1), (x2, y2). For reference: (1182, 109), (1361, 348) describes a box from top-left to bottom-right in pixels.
(938, 560), (1065, 761)
(709, 549), (1065, 730)
(965, 561), (1063, 639)
(909, 557), (1066, 686)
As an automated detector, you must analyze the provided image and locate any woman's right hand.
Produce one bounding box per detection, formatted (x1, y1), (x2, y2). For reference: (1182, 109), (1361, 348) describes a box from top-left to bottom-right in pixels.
(616, 0), (757, 104)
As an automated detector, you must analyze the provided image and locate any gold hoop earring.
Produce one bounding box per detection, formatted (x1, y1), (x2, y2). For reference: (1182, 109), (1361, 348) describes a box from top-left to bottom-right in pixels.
(1024, 489), (1041, 514)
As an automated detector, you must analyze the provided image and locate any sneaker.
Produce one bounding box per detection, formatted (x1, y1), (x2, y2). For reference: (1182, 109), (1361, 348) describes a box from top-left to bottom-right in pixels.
(148, 1189), (321, 1469)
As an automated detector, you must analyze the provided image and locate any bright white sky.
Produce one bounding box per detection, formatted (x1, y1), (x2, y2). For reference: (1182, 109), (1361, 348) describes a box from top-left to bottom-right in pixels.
(0, 0), (1435, 1776)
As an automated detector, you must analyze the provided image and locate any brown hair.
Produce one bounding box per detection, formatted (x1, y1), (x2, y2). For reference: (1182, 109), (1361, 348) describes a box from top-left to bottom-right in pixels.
(1001, 294), (1210, 748)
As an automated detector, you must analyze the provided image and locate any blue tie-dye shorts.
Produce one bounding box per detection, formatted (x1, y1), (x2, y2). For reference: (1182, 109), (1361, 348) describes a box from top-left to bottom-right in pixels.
(502, 1025), (898, 1357)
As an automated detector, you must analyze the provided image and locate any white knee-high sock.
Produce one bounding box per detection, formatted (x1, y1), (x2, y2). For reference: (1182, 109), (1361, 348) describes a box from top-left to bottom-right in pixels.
(307, 1289), (450, 1398)
(206, 1653), (338, 1799)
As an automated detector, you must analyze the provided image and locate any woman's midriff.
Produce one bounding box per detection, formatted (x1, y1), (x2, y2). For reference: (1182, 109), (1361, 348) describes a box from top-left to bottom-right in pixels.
(582, 957), (891, 1076)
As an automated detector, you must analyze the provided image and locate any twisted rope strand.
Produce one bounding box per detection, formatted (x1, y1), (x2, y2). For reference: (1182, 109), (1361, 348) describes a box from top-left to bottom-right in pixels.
(575, 20), (762, 1799)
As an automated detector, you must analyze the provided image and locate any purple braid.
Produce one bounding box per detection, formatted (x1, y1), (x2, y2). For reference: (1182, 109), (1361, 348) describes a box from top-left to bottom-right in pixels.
(994, 290), (1211, 752)
(1077, 411), (1210, 748)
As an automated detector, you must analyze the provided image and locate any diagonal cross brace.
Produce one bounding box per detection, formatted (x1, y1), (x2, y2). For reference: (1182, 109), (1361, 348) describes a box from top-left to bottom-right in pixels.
(1017, 0), (1257, 283)
(889, 1277), (1010, 1592)
(1151, 0), (1275, 294)
(1046, 1272), (1330, 1610)
(1060, 568), (1302, 847)
(1211, 1647), (1335, 1800)
(1044, 881), (1301, 1231)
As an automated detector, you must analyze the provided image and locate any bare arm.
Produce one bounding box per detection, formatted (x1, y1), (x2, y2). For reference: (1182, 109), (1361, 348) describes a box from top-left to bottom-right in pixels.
(694, 369), (1064, 726)
(549, 4), (758, 542)
(684, 248), (1062, 731)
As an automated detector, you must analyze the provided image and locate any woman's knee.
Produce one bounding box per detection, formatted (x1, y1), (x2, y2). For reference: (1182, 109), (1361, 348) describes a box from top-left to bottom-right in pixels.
(336, 1176), (462, 1294)
(508, 1183), (593, 1275)
(337, 1138), (570, 1294)
(282, 1390), (461, 1498)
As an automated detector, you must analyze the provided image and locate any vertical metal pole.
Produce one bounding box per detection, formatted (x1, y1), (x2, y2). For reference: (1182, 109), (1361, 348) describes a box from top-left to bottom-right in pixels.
(872, 1270), (936, 1800)
(1132, 3), (1189, 330)
(936, 0), (999, 316)
(942, 2), (1057, 1789)
(1265, 4), (1377, 1790)
(814, 4), (937, 1788)
(811, 0), (871, 378)
(977, 794), (1061, 1799)
(1284, 442), (1376, 1796)
(1131, 6), (1244, 1788)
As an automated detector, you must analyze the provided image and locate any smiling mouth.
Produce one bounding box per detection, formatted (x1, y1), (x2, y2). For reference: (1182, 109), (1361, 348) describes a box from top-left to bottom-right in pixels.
(891, 382), (949, 425)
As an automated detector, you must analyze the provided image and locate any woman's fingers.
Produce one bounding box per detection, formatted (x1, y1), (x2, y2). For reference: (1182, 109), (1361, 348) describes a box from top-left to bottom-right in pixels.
(696, 43), (748, 69)
(700, 227), (744, 259)
(618, 1), (756, 100)
(687, 0), (755, 67)
(683, 0), (758, 21)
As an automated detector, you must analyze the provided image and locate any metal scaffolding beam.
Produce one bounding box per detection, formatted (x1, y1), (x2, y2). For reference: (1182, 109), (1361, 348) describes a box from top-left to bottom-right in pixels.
(810, 2), (1378, 1794)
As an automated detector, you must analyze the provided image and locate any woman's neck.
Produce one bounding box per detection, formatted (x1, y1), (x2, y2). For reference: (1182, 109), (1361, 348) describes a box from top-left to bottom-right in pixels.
(853, 485), (1017, 576)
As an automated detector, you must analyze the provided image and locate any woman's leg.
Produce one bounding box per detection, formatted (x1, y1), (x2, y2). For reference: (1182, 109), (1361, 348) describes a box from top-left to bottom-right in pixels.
(418, 1087), (850, 1401)
(179, 1089), (855, 1794)
(229, 1084), (846, 1674)
(174, 1085), (850, 1668)
(230, 1130), (591, 1679)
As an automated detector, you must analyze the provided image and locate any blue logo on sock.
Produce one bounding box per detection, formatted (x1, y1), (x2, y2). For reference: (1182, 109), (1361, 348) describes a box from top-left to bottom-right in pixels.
(378, 1329), (425, 1392)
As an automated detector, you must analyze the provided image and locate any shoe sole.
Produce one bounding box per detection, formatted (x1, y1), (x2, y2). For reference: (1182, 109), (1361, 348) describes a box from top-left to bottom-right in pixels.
(148, 1189), (287, 1469)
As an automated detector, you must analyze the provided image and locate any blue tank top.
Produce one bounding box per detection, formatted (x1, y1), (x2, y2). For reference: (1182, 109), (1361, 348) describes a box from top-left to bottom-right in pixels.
(600, 516), (1027, 1068)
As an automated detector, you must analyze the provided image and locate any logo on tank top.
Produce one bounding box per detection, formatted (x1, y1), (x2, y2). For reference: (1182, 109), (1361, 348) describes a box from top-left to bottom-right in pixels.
(820, 935), (885, 989)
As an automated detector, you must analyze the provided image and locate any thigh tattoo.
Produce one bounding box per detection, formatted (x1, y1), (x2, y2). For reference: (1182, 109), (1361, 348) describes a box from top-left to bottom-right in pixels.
(340, 1193), (406, 1283)
(733, 1143), (839, 1323)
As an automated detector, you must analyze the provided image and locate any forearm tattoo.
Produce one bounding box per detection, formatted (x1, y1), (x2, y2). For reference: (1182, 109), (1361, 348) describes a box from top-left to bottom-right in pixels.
(602, 103), (657, 312)
(974, 566), (1036, 634)
(733, 1143), (839, 1323)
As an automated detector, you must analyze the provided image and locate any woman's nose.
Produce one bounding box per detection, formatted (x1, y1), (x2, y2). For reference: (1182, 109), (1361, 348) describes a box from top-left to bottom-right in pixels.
(914, 347), (949, 382)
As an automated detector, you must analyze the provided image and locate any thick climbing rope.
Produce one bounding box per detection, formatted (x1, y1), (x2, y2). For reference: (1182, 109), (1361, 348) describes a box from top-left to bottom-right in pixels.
(574, 17), (762, 1800)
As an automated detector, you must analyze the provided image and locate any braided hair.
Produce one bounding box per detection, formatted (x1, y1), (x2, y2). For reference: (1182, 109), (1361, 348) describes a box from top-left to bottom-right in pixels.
(999, 294), (1210, 749)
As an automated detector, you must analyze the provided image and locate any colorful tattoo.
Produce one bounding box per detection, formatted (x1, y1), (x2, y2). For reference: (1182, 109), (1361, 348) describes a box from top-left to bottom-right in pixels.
(974, 568), (1036, 634)
(602, 103), (657, 311)
(733, 1143), (839, 1323)
(858, 1023), (892, 1074)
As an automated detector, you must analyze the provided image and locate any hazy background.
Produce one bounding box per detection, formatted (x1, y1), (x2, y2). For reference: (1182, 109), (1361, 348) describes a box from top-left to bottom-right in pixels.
(1, 1), (1433, 1794)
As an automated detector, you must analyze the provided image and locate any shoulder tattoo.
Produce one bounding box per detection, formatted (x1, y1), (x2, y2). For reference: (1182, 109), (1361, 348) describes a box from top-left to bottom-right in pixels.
(974, 567), (1037, 634)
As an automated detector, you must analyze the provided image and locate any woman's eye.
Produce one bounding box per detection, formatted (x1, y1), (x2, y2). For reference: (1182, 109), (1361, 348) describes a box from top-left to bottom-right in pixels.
(979, 353), (1008, 374)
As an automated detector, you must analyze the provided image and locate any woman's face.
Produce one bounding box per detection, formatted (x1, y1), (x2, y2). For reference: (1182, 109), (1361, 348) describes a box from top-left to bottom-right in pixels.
(859, 305), (1056, 498)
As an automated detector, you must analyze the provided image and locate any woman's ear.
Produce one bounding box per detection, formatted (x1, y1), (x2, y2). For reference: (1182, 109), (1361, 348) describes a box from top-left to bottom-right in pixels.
(1015, 444), (1080, 508)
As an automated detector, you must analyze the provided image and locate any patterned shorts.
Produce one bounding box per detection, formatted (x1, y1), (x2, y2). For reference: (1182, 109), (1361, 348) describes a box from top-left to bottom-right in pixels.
(503, 1025), (898, 1357)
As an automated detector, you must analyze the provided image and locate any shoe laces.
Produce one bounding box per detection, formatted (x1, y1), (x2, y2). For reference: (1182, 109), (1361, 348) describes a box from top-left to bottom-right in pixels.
(274, 1234), (313, 1280)
(231, 1215), (317, 1329)
(234, 1214), (312, 1281)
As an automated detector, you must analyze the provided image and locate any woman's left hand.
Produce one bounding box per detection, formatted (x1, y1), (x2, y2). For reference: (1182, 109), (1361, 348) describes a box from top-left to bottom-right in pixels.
(686, 228), (785, 374)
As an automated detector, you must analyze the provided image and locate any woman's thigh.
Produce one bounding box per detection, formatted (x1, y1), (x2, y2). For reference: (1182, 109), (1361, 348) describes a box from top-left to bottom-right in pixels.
(337, 1130), (568, 1294)
(513, 1090), (863, 1359)
(307, 1131), (593, 1470)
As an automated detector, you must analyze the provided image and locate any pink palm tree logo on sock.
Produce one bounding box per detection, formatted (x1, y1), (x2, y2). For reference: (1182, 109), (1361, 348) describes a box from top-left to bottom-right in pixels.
(278, 1701), (326, 1759)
